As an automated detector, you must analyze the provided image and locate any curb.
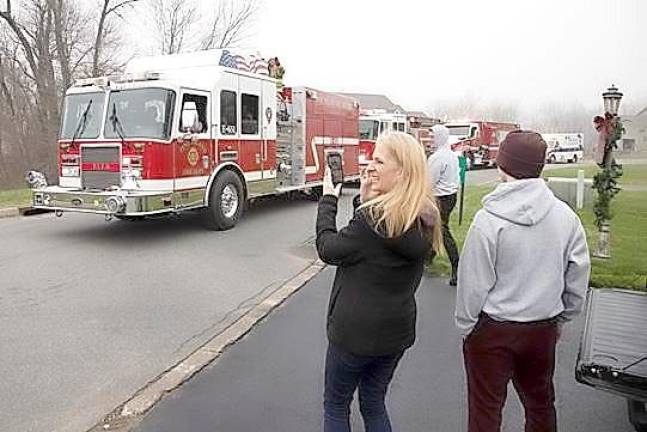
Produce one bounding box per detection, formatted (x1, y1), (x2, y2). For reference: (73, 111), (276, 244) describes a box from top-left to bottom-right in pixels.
(95, 260), (326, 431)
(0, 206), (51, 219)
(0, 207), (19, 218)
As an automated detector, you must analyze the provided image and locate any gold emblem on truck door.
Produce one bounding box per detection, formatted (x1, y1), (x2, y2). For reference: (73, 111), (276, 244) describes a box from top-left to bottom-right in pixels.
(187, 147), (199, 166)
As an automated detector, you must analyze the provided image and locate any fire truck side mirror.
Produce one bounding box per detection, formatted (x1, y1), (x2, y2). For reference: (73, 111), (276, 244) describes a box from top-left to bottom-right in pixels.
(181, 102), (199, 133)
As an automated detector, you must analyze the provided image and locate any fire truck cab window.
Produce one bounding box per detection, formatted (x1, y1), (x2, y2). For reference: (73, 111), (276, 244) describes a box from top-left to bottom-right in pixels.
(220, 90), (237, 135)
(448, 126), (470, 136)
(103, 88), (175, 140)
(359, 120), (379, 140)
(60, 92), (106, 139)
(179, 94), (208, 133)
(241, 94), (259, 135)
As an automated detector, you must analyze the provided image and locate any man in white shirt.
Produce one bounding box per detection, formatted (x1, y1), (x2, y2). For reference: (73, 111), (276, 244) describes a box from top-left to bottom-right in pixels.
(427, 124), (460, 285)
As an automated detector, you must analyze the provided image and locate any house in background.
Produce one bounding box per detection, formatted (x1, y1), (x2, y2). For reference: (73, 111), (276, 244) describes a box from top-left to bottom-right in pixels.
(621, 107), (647, 152)
(337, 93), (440, 128)
(337, 93), (406, 113)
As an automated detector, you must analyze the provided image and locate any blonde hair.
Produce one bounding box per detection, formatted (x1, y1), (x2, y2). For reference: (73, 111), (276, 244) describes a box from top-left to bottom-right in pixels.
(360, 132), (443, 253)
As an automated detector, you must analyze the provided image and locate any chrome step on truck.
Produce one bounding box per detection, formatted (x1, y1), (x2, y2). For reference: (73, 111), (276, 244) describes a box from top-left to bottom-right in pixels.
(576, 288), (647, 432)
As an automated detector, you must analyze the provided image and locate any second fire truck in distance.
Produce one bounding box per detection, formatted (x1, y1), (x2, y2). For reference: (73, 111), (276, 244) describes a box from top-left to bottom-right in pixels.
(445, 120), (520, 169)
(358, 109), (407, 167)
(357, 109), (438, 167)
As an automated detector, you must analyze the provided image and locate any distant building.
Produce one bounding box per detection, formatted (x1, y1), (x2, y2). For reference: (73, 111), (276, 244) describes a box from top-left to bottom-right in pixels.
(621, 107), (647, 152)
(336, 92), (406, 113)
(337, 93), (440, 127)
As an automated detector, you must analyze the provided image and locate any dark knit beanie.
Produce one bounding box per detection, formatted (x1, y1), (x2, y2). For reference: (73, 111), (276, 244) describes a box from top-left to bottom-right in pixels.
(496, 130), (547, 179)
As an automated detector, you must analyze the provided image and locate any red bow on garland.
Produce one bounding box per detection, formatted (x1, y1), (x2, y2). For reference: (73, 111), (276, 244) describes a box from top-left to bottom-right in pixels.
(593, 112), (617, 166)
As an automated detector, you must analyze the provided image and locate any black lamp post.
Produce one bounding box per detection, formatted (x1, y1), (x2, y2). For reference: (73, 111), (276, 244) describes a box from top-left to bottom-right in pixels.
(603, 85), (623, 116)
(593, 85), (624, 259)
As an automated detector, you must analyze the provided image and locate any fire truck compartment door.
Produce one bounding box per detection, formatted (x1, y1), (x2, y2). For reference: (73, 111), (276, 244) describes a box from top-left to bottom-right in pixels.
(260, 79), (277, 181)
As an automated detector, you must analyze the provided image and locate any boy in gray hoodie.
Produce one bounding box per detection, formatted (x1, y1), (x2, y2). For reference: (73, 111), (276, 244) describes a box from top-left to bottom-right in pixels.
(455, 130), (590, 432)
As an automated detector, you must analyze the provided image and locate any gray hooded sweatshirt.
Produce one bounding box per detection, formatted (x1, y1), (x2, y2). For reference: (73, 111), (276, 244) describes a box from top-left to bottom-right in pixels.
(428, 124), (460, 196)
(455, 178), (591, 335)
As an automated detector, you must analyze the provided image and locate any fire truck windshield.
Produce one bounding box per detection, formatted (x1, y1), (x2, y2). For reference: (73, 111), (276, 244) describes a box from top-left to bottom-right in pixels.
(359, 120), (379, 140)
(103, 88), (176, 140)
(60, 92), (105, 139)
(447, 126), (470, 136)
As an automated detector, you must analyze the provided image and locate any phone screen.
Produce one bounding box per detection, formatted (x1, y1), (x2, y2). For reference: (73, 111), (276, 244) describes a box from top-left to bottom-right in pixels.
(327, 153), (344, 185)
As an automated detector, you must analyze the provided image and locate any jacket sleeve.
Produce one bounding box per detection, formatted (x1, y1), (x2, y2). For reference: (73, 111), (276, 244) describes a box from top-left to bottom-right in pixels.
(455, 212), (497, 335)
(427, 156), (443, 192)
(557, 221), (591, 323)
(316, 195), (366, 266)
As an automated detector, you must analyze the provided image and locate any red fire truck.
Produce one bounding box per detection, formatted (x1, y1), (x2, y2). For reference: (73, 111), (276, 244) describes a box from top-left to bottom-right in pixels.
(358, 109), (407, 167)
(357, 109), (437, 167)
(29, 50), (360, 230)
(445, 120), (519, 169)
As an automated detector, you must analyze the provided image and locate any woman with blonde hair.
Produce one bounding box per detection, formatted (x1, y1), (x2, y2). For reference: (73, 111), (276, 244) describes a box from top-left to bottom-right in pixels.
(317, 132), (442, 432)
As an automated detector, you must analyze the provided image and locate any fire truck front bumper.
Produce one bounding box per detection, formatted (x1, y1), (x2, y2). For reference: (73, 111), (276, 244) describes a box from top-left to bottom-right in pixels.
(31, 186), (178, 216)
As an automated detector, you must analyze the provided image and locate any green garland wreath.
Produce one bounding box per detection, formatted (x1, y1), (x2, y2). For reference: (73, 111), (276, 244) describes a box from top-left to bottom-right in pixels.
(592, 117), (624, 229)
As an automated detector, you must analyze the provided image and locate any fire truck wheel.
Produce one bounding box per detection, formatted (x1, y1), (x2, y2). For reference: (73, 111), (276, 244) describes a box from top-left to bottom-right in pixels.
(628, 399), (647, 432)
(204, 170), (244, 230)
(307, 186), (324, 201)
(465, 156), (473, 171)
(115, 215), (144, 222)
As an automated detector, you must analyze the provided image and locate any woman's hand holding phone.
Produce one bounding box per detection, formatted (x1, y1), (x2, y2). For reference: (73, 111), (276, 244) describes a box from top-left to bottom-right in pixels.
(323, 166), (343, 198)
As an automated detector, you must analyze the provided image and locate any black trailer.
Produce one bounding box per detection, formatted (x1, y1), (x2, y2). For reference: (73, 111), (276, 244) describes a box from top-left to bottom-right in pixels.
(576, 288), (647, 431)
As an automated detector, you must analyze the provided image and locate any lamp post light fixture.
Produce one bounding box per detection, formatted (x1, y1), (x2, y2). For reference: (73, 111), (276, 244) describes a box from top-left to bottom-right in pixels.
(602, 85), (623, 116)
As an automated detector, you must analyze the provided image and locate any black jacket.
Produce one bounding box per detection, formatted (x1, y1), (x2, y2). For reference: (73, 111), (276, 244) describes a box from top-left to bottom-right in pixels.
(316, 195), (432, 356)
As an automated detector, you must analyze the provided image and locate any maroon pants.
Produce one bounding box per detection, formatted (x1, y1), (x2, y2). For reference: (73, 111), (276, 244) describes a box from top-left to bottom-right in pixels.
(463, 314), (559, 432)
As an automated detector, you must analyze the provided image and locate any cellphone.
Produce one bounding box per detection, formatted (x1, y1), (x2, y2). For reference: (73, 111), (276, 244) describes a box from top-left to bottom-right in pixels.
(326, 153), (344, 186)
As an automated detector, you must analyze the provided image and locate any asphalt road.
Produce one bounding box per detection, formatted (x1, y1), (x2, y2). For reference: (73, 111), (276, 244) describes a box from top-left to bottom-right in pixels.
(134, 267), (634, 432)
(0, 191), (355, 432)
(0, 160), (609, 431)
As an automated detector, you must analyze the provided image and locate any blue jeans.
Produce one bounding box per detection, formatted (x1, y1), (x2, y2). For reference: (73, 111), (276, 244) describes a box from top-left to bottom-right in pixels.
(323, 343), (404, 432)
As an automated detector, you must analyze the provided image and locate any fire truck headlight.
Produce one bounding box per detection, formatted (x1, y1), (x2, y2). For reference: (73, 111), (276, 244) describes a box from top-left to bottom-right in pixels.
(61, 166), (80, 177)
(105, 196), (125, 214)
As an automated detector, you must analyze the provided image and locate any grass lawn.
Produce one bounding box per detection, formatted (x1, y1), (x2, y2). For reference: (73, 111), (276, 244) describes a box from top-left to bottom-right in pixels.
(428, 185), (492, 277)
(0, 188), (31, 209)
(543, 163), (647, 186)
(428, 169), (647, 291)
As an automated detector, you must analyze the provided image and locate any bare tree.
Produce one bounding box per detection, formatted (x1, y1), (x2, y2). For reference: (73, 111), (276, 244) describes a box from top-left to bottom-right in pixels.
(428, 94), (519, 124)
(0, 0), (134, 184)
(92, 0), (139, 76)
(200, 0), (257, 50)
(150, 0), (198, 55)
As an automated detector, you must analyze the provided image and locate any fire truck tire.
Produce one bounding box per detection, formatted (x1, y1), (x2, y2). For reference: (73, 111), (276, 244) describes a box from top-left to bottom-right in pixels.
(628, 399), (647, 432)
(465, 156), (474, 171)
(307, 186), (324, 201)
(204, 170), (244, 230)
(115, 215), (144, 222)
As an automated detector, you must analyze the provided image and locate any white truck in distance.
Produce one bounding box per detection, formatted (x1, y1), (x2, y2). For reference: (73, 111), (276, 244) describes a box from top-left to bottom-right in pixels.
(542, 133), (584, 164)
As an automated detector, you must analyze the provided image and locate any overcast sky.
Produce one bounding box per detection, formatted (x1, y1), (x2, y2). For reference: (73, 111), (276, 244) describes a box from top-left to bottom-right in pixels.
(249, 0), (645, 115)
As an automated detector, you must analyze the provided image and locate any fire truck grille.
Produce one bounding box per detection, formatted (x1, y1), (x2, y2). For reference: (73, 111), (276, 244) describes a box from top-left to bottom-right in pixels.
(81, 146), (121, 190)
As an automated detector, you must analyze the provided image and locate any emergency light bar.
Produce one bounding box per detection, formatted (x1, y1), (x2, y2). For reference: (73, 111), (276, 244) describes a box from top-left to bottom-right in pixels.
(110, 71), (161, 83)
(74, 77), (110, 87)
